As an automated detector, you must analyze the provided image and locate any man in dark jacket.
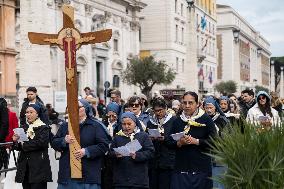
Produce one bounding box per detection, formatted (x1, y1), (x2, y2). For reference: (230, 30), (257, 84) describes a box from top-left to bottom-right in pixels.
(20, 87), (49, 129)
(238, 89), (256, 119)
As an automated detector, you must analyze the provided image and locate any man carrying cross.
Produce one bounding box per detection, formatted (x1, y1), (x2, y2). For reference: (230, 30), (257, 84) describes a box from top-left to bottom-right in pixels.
(26, 4), (112, 189)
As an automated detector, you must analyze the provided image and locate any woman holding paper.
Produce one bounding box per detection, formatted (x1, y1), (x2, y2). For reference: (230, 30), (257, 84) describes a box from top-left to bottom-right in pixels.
(110, 112), (155, 189)
(51, 99), (110, 189)
(168, 91), (216, 189)
(247, 91), (281, 129)
(147, 98), (176, 189)
(12, 104), (52, 189)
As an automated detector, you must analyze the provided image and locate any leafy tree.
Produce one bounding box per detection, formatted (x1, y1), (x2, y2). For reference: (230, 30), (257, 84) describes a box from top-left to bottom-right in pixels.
(214, 80), (237, 95)
(121, 56), (176, 98)
(255, 85), (269, 94)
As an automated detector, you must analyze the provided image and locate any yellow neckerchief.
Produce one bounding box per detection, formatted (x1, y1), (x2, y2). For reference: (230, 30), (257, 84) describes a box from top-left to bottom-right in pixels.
(116, 128), (140, 141)
(27, 118), (45, 139)
(180, 109), (206, 134)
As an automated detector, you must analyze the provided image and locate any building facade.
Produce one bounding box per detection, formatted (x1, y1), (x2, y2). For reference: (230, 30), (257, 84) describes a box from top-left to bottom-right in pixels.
(216, 4), (271, 93)
(17, 0), (145, 110)
(140, 0), (217, 95)
(195, 0), (217, 94)
(0, 0), (17, 104)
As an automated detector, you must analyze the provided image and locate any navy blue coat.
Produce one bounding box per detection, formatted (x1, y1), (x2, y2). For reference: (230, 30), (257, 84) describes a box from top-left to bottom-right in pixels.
(51, 118), (110, 184)
(110, 131), (155, 188)
(167, 113), (217, 173)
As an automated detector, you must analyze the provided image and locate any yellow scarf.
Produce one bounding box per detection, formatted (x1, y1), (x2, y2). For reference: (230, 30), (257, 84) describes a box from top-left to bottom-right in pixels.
(116, 130), (137, 141)
(181, 109), (206, 134)
(27, 119), (45, 139)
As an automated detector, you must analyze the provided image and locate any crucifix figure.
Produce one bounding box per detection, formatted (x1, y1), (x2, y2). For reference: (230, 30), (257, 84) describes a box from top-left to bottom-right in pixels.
(28, 5), (112, 178)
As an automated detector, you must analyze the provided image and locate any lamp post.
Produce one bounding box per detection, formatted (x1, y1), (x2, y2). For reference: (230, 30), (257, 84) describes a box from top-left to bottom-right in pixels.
(186, 0), (194, 8)
(233, 29), (240, 43)
(270, 60), (275, 92)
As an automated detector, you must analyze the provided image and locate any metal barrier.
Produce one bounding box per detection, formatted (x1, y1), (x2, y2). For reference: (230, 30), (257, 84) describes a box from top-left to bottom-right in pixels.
(0, 142), (17, 174)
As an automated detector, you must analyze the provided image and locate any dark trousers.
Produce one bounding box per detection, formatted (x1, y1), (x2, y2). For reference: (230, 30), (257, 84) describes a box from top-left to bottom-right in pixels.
(149, 168), (172, 189)
(170, 171), (212, 189)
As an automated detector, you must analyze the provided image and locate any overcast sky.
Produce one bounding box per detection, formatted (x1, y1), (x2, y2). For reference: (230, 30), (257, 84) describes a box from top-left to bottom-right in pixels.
(216, 0), (284, 57)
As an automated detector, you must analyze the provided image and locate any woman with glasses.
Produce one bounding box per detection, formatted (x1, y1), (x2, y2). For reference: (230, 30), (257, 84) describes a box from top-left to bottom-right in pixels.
(128, 96), (150, 131)
(51, 99), (110, 189)
(247, 91), (281, 129)
(168, 91), (216, 189)
(105, 102), (121, 138)
(147, 98), (176, 189)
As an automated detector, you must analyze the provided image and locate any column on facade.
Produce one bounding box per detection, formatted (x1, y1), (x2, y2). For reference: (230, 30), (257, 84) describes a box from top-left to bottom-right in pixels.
(270, 60), (275, 92)
(280, 67), (284, 98)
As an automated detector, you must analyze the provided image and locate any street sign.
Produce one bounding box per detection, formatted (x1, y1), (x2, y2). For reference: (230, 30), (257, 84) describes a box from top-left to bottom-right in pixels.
(104, 81), (110, 88)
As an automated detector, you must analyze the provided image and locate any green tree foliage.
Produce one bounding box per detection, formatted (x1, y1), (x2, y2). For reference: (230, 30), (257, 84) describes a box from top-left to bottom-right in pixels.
(255, 85), (269, 94)
(210, 123), (284, 189)
(121, 56), (176, 98)
(214, 80), (237, 95)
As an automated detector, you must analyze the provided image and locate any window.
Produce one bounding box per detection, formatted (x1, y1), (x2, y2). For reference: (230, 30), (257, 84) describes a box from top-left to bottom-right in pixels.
(176, 57), (179, 72)
(182, 27), (184, 43)
(175, 25), (178, 42)
(114, 39), (118, 52)
(175, 0), (177, 13)
(181, 3), (184, 16)
(182, 59), (185, 72)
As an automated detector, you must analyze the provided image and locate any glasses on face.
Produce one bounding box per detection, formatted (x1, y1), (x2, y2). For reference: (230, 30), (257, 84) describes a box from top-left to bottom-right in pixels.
(108, 114), (117, 118)
(259, 96), (266, 100)
(154, 108), (164, 113)
(130, 103), (140, 108)
(183, 101), (195, 105)
(78, 105), (83, 109)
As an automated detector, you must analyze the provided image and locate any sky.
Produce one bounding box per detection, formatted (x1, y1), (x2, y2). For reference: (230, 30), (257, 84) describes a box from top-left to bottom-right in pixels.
(216, 0), (284, 57)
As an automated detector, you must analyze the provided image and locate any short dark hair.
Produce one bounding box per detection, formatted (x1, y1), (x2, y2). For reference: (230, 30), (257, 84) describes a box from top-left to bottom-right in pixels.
(128, 96), (142, 106)
(182, 91), (199, 103)
(228, 94), (236, 99)
(111, 89), (121, 97)
(26, 87), (37, 93)
(242, 89), (254, 97)
(84, 87), (91, 91)
(152, 97), (167, 109)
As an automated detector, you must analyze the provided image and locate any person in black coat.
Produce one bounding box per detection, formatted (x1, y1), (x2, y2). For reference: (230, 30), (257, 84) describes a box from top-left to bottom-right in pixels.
(13, 104), (52, 189)
(20, 87), (49, 129)
(0, 98), (9, 171)
(146, 98), (176, 189)
(51, 99), (110, 189)
(110, 112), (155, 189)
(167, 91), (216, 189)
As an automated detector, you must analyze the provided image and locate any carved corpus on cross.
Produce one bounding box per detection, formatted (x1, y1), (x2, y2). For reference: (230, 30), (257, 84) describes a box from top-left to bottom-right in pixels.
(28, 5), (112, 178)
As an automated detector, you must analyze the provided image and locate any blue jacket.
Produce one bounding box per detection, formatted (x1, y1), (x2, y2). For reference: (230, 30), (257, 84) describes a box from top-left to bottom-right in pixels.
(110, 131), (155, 188)
(51, 118), (110, 184)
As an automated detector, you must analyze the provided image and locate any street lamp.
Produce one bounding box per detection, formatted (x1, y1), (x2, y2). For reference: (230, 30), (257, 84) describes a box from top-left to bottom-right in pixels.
(257, 47), (262, 57)
(186, 0), (195, 8)
(233, 29), (240, 43)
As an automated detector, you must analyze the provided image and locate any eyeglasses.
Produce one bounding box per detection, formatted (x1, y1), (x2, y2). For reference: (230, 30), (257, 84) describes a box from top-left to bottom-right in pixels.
(108, 114), (117, 118)
(130, 103), (140, 108)
(78, 106), (83, 109)
(154, 108), (164, 113)
(182, 101), (195, 105)
(259, 96), (266, 100)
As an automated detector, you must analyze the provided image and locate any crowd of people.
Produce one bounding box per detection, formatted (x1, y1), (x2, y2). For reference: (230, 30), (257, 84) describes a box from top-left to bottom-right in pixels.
(0, 86), (283, 189)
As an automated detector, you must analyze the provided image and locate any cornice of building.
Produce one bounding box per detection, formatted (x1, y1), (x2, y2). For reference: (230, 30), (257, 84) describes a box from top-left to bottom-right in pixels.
(217, 25), (271, 56)
(217, 4), (270, 49)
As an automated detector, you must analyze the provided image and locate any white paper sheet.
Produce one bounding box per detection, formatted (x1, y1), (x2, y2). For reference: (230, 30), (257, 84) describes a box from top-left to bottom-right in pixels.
(13, 128), (29, 142)
(113, 139), (142, 156)
(171, 132), (184, 141)
(258, 115), (270, 122)
(148, 129), (161, 138)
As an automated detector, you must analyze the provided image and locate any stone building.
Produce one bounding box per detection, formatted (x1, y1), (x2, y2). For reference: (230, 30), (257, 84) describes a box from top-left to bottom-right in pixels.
(17, 0), (146, 111)
(217, 4), (271, 93)
(0, 0), (17, 105)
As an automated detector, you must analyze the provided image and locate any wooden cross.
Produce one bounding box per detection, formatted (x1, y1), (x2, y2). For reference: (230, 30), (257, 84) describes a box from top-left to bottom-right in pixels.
(28, 5), (112, 178)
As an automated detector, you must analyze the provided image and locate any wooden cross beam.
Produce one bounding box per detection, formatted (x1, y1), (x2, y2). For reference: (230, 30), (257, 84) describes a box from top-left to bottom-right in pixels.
(28, 5), (112, 178)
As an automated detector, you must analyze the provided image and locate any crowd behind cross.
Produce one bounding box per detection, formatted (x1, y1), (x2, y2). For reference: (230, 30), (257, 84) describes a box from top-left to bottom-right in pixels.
(0, 86), (283, 189)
